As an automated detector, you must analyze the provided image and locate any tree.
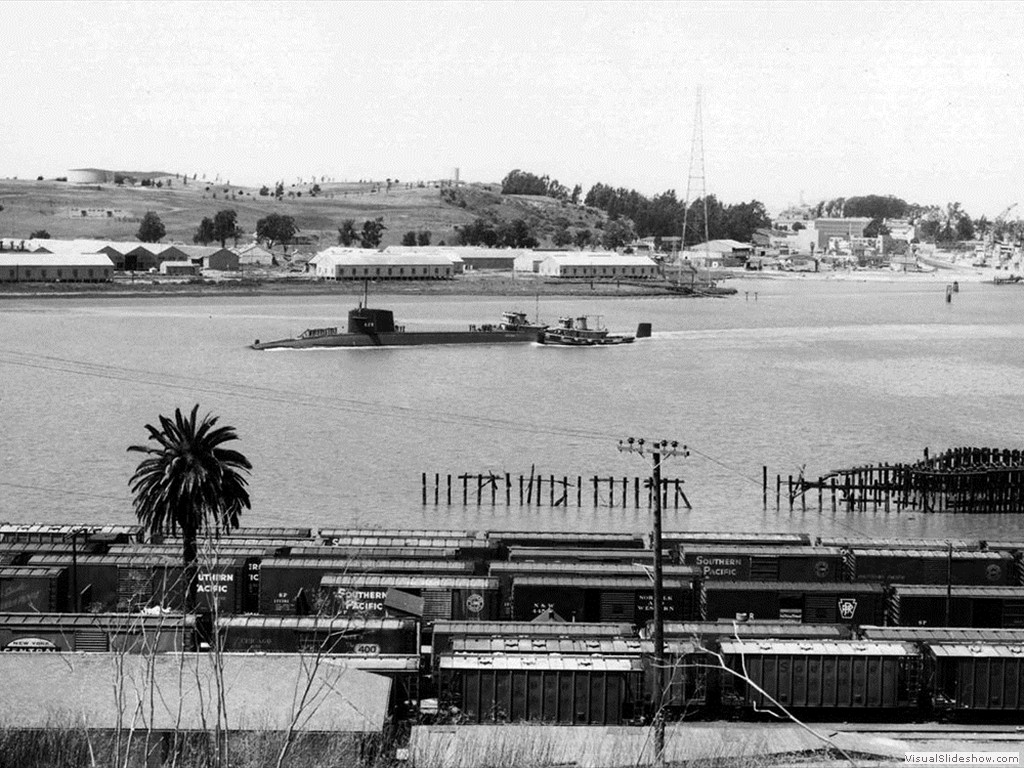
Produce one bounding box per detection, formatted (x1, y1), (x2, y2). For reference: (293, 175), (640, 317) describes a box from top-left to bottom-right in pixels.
(359, 217), (386, 248)
(417, 230), (431, 246)
(401, 231), (417, 246)
(497, 219), (538, 248)
(337, 219), (359, 246)
(29, 229), (51, 239)
(136, 211), (166, 243)
(723, 200), (771, 242)
(552, 227), (573, 247)
(212, 209), (241, 248)
(258, 185), (270, 197)
(256, 213), (298, 252)
(193, 217), (216, 245)
(574, 229), (593, 248)
(601, 218), (637, 250)
(274, 182), (285, 198)
(127, 405), (251, 611)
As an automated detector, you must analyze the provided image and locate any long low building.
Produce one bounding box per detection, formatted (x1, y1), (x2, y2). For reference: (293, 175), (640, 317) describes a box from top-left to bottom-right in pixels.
(0, 253), (114, 282)
(536, 253), (659, 279)
(310, 248), (455, 280)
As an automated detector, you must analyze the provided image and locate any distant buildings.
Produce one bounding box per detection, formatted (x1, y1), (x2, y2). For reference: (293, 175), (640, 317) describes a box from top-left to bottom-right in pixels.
(309, 248), (455, 280)
(0, 252), (114, 282)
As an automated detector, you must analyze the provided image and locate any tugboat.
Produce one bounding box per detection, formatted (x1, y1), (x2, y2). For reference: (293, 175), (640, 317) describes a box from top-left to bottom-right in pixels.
(537, 316), (649, 346)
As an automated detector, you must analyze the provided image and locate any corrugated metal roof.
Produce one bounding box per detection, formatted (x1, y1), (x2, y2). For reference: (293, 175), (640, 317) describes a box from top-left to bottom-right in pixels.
(540, 254), (658, 267)
(0, 253), (114, 267)
(0, 567), (66, 578)
(487, 531), (643, 545)
(260, 558), (474, 572)
(438, 654), (642, 671)
(664, 532), (811, 545)
(820, 537), (979, 550)
(320, 528), (479, 539)
(314, 249), (455, 267)
(490, 562), (696, 577)
(321, 574), (497, 590)
(927, 643), (1024, 659)
(718, 640), (916, 656)
(319, 536), (489, 548)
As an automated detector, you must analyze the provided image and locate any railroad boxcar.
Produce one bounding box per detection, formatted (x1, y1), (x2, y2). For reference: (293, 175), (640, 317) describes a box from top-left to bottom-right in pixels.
(701, 581), (886, 625)
(888, 585), (1024, 628)
(679, 545), (843, 582)
(489, 561), (696, 598)
(718, 639), (921, 715)
(508, 575), (692, 625)
(431, 620), (636, 657)
(318, 527), (480, 543)
(846, 548), (1017, 586)
(217, 615), (419, 655)
(486, 531), (645, 550)
(0, 566), (68, 612)
(642, 639), (708, 719)
(450, 636), (645, 656)
(156, 527), (314, 543)
(258, 558), (476, 615)
(437, 653), (644, 724)
(664, 531), (812, 547)
(926, 643), (1024, 716)
(320, 574), (500, 623)
(0, 612), (192, 652)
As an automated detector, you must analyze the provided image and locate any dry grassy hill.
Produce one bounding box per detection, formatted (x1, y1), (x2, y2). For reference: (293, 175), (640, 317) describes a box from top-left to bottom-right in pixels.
(0, 177), (609, 251)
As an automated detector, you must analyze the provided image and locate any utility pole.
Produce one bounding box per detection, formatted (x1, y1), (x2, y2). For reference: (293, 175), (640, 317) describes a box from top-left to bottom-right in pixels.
(618, 437), (687, 765)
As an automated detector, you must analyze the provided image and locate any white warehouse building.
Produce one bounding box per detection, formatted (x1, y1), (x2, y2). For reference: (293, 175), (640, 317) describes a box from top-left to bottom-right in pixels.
(536, 253), (659, 279)
(310, 248), (455, 280)
(0, 252), (114, 282)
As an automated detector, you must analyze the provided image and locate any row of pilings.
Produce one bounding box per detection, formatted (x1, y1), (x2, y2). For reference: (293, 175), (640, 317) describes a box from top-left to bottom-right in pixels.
(768, 447), (1024, 514)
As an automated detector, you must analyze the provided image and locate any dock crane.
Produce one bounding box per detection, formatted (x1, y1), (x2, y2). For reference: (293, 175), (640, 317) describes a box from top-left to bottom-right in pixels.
(987, 203), (1018, 266)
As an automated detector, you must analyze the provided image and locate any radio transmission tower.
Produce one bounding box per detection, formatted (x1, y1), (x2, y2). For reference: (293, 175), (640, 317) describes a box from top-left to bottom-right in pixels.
(681, 88), (710, 251)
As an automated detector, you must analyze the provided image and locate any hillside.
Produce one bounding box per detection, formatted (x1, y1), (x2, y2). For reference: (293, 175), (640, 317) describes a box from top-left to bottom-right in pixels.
(0, 178), (610, 251)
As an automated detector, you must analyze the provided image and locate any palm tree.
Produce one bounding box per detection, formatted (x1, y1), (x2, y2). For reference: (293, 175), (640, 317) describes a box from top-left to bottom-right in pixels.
(128, 405), (252, 611)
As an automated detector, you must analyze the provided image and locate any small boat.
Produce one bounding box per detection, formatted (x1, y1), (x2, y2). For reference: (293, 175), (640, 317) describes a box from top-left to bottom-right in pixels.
(537, 316), (649, 347)
(251, 307), (547, 350)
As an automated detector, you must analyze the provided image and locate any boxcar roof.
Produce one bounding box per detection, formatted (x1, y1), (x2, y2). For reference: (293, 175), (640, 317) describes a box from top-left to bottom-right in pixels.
(511, 575), (692, 589)
(0, 566), (66, 577)
(681, 544), (842, 556)
(490, 562), (696, 577)
(431, 620), (635, 637)
(260, 558), (474, 572)
(452, 637), (647, 654)
(703, 581), (883, 593)
(820, 537), (979, 550)
(485, 531), (644, 545)
(0, 612), (192, 629)
(219, 616), (416, 630)
(438, 654), (642, 671)
(321, 574), (497, 589)
(664, 532), (811, 545)
(319, 528), (480, 539)
(311, 536), (492, 549)
(286, 545), (462, 559)
(662, 622), (850, 639)
(506, 547), (658, 561)
(894, 585), (1024, 597)
(927, 643), (1024, 658)
(718, 640), (916, 656)
(860, 626), (1024, 643)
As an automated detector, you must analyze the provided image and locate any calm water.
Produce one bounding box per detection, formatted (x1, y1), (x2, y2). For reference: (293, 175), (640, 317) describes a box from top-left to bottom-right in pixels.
(1, 277), (1022, 540)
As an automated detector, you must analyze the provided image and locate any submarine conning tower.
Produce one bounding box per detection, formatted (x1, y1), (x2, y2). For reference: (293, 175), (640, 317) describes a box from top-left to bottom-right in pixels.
(348, 307), (397, 334)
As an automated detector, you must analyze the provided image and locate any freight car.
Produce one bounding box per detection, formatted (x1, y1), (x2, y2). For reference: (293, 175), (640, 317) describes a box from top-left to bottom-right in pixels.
(430, 620), (636, 658)
(700, 581), (886, 625)
(257, 558), (476, 615)
(679, 545), (844, 582)
(926, 643), (1024, 718)
(716, 639), (921, 715)
(0, 524), (143, 545)
(888, 585), (1024, 628)
(0, 612), (192, 652)
(319, 574), (500, 622)
(508, 575), (693, 625)
(437, 653), (644, 724)
(664, 531), (812, 547)
(0, 566), (68, 612)
(659, 621), (855, 641)
(486, 531), (645, 549)
(505, 547), (670, 565)
(216, 615), (419, 655)
(844, 548), (1018, 585)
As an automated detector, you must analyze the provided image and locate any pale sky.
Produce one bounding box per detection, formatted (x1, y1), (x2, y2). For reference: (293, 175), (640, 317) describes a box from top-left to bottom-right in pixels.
(3, 0), (1022, 216)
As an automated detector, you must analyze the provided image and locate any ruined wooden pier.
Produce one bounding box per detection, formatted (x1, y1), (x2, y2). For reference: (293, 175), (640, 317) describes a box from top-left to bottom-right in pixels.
(422, 472), (690, 509)
(766, 447), (1024, 514)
